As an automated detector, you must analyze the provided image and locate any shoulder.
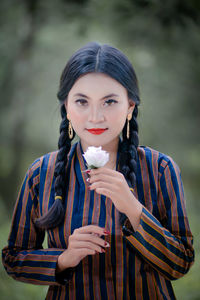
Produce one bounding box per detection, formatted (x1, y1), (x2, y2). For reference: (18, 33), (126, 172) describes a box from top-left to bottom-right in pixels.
(26, 142), (78, 177)
(137, 146), (180, 176)
(27, 151), (59, 178)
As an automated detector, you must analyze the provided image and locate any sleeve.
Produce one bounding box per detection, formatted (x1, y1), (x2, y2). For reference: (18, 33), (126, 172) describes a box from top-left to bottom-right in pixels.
(122, 157), (195, 280)
(2, 158), (65, 286)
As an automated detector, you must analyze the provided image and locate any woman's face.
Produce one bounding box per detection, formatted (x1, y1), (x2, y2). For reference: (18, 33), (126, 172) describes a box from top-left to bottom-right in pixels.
(65, 72), (135, 152)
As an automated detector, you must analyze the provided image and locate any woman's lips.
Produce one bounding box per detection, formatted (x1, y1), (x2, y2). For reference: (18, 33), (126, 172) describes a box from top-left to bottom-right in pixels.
(86, 128), (108, 135)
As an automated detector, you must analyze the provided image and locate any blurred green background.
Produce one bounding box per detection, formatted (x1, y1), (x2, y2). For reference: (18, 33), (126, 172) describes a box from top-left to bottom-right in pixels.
(0, 0), (200, 299)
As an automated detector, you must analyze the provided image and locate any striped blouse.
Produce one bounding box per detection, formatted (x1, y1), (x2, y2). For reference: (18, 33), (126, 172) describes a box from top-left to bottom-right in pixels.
(2, 141), (194, 299)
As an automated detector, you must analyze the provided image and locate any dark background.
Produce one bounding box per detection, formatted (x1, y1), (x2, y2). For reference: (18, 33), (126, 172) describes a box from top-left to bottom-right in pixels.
(0, 0), (199, 298)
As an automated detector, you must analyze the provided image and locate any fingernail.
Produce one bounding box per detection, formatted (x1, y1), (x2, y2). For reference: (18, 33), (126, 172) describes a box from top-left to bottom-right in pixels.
(104, 241), (110, 247)
(103, 230), (110, 235)
(86, 178), (90, 182)
(101, 248), (105, 253)
(86, 170), (91, 174)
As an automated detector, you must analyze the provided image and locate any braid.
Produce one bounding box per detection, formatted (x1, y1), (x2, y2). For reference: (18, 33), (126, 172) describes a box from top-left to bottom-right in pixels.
(119, 105), (139, 187)
(34, 104), (74, 229)
(119, 105), (139, 225)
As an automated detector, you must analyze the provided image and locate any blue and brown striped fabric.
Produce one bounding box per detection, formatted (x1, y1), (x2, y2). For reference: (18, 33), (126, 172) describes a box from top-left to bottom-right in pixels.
(2, 142), (194, 299)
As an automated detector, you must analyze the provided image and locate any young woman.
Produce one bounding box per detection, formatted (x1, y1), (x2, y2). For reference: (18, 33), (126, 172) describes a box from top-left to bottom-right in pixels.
(2, 42), (194, 299)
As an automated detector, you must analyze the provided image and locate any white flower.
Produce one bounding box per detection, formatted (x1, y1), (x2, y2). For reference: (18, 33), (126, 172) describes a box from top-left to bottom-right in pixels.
(83, 146), (109, 169)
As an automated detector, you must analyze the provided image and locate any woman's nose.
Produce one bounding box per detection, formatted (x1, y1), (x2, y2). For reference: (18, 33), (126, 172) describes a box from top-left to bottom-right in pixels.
(88, 107), (105, 123)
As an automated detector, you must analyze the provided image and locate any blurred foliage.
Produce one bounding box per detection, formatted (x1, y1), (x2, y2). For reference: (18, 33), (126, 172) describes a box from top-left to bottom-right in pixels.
(0, 0), (200, 299)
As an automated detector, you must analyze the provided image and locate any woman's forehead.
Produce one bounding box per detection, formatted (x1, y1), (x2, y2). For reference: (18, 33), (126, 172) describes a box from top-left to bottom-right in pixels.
(68, 72), (128, 97)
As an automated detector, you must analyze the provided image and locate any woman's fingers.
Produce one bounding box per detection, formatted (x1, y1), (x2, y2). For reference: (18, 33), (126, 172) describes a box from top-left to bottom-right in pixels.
(89, 169), (123, 183)
(57, 225), (111, 270)
(69, 234), (109, 247)
(89, 167), (116, 175)
(88, 169), (126, 191)
(73, 224), (106, 235)
(70, 240), (107, 253)
(69, 225), (110, 253)
(70, 226), (110, 253)
(70, 233), (109, 247)
(89, 173), (117, 184)
(76, 248), (96, 256)
(89, 181), (115, 194)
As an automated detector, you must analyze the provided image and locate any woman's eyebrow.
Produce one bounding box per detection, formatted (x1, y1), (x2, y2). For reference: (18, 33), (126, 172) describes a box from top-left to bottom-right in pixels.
(101, 93), (119, 100)
(73, 93), (89, 98)
(73, 93), (119, 100)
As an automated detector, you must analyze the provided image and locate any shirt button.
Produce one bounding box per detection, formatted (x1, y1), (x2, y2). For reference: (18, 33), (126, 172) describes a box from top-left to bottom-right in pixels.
(122, 225), (131, 236)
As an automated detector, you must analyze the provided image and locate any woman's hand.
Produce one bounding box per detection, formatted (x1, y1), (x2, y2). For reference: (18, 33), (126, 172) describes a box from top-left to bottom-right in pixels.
(57, 225), (109, 272)
(88, 168), (143, 229)
(88, 168), (135, 213)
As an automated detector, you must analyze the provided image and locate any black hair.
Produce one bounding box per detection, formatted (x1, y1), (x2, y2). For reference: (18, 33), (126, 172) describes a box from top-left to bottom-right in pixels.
(34, 42), (140, 230)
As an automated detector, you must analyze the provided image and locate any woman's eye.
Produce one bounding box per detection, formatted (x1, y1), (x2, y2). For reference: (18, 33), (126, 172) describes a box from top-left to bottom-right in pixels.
(75, 99), (88, 106)
(104, 99), (118, 106)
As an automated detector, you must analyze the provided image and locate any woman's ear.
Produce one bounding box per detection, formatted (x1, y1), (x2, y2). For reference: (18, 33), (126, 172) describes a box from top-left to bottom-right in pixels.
(128, 101), (135, 115)
(64, 101), (68, 115)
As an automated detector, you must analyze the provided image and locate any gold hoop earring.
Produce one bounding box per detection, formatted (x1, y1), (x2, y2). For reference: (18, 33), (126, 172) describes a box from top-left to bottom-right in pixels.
(68, 119), (73, 139)
(127, 114), (132, 139)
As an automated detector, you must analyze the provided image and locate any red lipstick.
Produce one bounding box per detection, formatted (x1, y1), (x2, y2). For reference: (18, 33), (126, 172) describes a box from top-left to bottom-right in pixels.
(86, 128), (107, 135)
